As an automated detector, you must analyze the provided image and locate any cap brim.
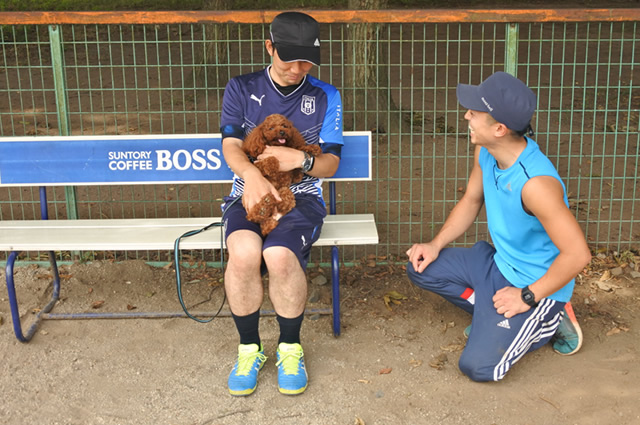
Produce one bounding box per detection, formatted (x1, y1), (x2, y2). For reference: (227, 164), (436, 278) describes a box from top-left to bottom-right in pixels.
(456, 84), (489, 112)
(276, 44), (320, 66)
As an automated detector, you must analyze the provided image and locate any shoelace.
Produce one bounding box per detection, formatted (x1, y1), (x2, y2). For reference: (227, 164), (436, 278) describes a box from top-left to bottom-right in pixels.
(235, 351), (267, 377)
(276, 350), (303, 375)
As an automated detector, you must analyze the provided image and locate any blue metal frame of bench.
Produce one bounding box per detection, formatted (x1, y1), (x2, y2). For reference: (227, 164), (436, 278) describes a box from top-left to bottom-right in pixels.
(0, 132), (373, 341)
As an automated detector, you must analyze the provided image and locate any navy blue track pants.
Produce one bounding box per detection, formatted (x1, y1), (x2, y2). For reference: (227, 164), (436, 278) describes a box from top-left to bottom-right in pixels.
(407, 241), (565, 381)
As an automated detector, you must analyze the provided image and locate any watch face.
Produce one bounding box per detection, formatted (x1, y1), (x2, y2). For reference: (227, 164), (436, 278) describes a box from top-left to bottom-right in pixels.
(521, 287), (537, 307)
(302, 153), (313, 172)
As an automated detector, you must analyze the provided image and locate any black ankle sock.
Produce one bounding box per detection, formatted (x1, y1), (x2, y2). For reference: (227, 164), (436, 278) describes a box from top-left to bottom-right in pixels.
(231, 310), (261, 346)
(277, 312), (304, 345)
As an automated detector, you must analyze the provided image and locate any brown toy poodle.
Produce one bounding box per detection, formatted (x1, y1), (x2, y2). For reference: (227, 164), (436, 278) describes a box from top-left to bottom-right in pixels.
(242, 113), (322, 235)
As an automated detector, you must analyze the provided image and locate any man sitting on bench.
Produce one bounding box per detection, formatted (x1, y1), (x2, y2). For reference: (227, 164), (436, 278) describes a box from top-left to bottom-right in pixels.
(219, 11), (344, 396)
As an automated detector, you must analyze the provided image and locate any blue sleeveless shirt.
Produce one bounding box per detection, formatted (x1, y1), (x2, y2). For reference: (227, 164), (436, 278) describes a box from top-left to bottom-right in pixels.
(479, 137), (574, 302)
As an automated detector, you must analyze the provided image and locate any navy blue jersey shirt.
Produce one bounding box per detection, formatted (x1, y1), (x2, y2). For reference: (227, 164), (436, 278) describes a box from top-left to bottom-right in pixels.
(220, 67), (343, 201)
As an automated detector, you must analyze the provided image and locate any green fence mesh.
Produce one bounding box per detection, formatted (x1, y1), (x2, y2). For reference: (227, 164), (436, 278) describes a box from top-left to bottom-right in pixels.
(1, 16), (638, 266)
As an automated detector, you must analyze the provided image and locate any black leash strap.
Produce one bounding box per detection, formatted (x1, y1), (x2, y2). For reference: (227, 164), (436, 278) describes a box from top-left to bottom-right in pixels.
(174, 221), (226, 323)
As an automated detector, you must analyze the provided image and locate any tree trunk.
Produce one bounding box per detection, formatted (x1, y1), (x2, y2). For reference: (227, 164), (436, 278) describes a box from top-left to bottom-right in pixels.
(346, 0), (394, 133)
(197, 0), (230, 88)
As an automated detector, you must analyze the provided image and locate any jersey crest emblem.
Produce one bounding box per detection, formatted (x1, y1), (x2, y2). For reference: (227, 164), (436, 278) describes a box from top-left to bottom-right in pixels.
(301, 95), (316, 116)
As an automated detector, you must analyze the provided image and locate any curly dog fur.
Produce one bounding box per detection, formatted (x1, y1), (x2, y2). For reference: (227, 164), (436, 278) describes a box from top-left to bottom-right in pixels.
(242, 114), (322, 235)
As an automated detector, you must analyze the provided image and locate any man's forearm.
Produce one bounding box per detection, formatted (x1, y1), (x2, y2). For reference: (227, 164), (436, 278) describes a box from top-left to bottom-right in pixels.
(431, 195), (483, 251)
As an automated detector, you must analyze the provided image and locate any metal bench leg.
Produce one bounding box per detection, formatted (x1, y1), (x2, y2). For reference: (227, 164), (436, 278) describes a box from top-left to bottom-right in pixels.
(331, 245), (341, 336)
(5, 250), (61, 342)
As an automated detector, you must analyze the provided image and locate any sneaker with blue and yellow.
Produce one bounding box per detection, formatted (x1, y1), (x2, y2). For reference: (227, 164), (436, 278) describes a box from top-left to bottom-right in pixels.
(276, 342), (308, 395)
(228, 343), (267, 396)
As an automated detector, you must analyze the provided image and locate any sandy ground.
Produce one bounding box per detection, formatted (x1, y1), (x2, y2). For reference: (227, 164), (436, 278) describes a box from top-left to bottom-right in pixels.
(1, 255), (639, 425)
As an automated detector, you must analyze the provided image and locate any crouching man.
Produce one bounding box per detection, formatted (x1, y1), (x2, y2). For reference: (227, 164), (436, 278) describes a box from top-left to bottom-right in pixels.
(406, 72), (591, 381)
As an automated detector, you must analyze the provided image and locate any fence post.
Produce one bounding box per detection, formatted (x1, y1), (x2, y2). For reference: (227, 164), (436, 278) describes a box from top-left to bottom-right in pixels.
(49, 25), (78, 221)
(504, 23), (518, 76)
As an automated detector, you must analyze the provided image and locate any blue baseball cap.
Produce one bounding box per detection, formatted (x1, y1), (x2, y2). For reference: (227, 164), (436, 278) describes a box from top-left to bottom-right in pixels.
(456, 71), (536, 132)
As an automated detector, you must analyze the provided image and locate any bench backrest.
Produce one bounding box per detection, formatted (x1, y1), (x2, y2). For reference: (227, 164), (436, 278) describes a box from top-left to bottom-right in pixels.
(0, 132), (371, 186)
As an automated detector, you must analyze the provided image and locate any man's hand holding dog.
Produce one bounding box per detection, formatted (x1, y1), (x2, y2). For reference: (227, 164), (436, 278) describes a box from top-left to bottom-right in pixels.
(259, 145), (340, 179)
(241, 166), (282, 212)
(257, 145), (303, 172)
(221, 137), (282, 213)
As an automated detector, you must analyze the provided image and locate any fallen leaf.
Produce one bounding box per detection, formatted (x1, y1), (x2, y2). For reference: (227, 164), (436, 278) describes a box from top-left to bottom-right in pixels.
(127, 304), (137, 310)
(596, 281), (620, 292)
(440, 343), (465, 352)
(357, 379), (370, 384)
(383, 291), (408, 310)
(92, 300), (105, 309)
(599, 270), (612, 281)
(379, 367), (392, 375)
(354, 417), (366, 425)
(429, 353), (448, 370)
(606, 326), (629, 336)
(409, 358), (423, 368)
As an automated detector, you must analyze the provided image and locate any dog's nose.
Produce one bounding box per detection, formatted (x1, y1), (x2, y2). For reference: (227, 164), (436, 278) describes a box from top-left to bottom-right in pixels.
(279, 130), (286, 137)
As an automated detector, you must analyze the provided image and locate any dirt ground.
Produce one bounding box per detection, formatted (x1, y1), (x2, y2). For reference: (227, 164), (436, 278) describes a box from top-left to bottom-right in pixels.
(1, 253), (639, 425)
(0, 5), (638, 424)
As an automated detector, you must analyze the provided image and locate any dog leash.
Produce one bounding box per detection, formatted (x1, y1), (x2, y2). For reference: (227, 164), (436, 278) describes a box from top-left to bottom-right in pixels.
(173, 197), (240, 323)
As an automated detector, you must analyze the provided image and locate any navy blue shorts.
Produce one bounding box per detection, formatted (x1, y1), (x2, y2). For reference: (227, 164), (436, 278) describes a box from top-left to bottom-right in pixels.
(407, 241), (565, 382)
(222, 194), (326, 270)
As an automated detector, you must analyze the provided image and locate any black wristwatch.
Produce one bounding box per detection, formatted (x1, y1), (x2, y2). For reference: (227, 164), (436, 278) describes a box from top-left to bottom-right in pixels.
(301, 151), (315, 173)
(521, 286), (538, 308)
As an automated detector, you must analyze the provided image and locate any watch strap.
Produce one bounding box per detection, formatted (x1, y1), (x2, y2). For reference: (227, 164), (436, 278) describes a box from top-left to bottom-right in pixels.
(302, 151), (315, 172)
(521, 286), (539, 308)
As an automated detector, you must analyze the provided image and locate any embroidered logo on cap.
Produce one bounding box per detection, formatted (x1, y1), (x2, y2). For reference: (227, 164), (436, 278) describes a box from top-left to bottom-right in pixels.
(481, 97), (493, 112)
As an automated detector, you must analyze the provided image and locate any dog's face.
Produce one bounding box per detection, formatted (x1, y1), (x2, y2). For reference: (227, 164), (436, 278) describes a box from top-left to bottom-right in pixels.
(258, 114), (304, 149)
(243, 113), (307, 158)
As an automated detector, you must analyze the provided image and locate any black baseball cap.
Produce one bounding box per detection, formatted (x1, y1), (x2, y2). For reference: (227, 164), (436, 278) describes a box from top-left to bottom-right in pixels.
(456, 71), (537, 132)
(270, 11), (321, 66)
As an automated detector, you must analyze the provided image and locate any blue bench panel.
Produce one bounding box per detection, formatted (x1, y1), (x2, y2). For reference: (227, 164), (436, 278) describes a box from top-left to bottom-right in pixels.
(0, 132), (371, 186)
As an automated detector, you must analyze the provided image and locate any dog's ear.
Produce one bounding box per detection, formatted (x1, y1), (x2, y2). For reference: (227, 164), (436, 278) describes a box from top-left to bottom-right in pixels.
(243, 124), (265, 158)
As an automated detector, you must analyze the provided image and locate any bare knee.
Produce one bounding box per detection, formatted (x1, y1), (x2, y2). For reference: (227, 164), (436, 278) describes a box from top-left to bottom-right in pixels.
(226, 231), (262, 271)
(263, 246), (299, 276)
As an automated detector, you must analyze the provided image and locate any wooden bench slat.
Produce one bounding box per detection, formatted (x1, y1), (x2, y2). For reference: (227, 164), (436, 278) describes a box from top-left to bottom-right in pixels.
(0, 214), (378, 251)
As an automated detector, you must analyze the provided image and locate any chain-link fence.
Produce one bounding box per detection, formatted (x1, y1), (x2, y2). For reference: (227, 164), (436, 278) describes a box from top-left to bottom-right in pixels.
(1, 10), (638, 266)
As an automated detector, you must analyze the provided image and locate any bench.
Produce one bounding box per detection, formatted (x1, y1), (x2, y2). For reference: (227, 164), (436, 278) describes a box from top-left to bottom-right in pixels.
(0, 132), (377, 342)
